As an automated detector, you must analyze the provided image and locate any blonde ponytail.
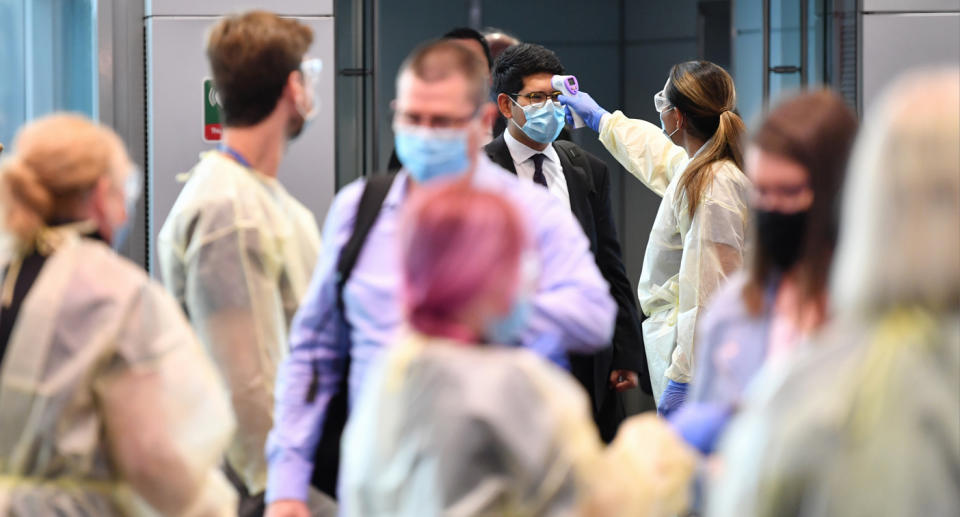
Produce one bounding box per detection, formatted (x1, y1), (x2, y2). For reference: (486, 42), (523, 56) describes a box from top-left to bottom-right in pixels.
(0, 157), (53, 243)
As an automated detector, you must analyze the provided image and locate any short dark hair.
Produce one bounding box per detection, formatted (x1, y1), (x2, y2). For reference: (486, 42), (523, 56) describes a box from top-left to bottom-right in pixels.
(492, 43), (565, 97)
(442, 27), (492, 70)
(206, 11), (312, 127)
(397, 39), (490, 106)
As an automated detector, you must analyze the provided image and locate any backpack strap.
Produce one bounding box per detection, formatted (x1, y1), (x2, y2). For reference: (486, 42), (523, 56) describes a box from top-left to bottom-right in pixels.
(308, 172), (396, 499)
(335, 172), (397, 314)
(304, 172), (396, 405)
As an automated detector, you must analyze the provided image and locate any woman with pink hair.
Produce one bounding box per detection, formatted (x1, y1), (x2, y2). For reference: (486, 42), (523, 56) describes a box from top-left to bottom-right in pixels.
(338, 181), (696, 517)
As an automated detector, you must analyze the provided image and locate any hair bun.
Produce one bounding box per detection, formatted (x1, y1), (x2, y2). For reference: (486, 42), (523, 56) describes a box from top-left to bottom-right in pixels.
(1, 157), (53, 240)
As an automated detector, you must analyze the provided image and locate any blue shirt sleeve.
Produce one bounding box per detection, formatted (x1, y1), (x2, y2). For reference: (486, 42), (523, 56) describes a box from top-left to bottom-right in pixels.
(265, 180), (364, 503)
(511, 180), (617, 354)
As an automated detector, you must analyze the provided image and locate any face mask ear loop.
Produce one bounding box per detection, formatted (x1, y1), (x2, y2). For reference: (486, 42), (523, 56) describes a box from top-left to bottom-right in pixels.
(507, 95), (526, 131)
(663, 107), (681, 138)
(295, 84), (314, 121)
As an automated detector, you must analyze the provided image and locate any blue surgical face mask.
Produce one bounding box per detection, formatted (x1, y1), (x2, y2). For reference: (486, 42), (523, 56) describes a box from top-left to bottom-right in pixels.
(511, 98), (566, 144)
(113, 169), (142, 252)
(394, 125), (471, 183)
(485, 293), (532, 345)
(484, 253), (539, 345)
(112, 220), (132, 251)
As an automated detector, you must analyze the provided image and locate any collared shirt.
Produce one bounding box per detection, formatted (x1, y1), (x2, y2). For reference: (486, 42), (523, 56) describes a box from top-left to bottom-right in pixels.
(265, 154), (615, 503)
(503, 128), (571, 209)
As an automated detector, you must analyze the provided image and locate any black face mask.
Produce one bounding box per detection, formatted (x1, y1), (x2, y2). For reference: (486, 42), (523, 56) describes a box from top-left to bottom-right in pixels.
(755, 209), (809, 271)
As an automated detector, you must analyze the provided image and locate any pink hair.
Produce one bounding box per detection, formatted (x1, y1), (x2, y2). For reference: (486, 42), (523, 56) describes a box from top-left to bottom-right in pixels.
(399, 180), (528, 343)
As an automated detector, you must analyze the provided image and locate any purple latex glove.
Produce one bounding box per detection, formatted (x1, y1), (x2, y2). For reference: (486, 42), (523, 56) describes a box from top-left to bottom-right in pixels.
(657, 379), (688, 418)
(668, 402), (734, 455)
(558, 91), (608, 132)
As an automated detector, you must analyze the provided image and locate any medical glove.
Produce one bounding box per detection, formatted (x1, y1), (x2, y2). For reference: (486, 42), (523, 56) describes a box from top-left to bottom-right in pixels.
(558, 91), (608, 132)
(669, 402), (733, 455)
(658, 379), (688, 418)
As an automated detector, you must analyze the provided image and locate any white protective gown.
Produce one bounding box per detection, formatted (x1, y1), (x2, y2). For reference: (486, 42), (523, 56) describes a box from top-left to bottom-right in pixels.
(340, 332), (696, 517)
(0, 228), (236, 516)
(598, 112), (751, 401)
(158, 151), (321, 494)
(708, 309), (960, 517)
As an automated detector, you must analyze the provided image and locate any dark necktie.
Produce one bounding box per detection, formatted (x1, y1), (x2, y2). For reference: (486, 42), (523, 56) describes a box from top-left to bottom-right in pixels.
(531, 153), (547, 187)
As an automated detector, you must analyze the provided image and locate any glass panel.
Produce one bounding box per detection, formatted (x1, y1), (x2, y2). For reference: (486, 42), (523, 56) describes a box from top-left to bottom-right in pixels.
(733, 0), (764, 124)
(768, 0), (804, 108)
(0, 0), (97, 151)
(807, 0), (826, 86)
(733, 0), (829, 120)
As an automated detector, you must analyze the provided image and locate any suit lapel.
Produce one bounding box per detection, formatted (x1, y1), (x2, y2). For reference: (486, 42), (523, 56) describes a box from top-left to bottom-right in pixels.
(483, 135), (518, 175)
(553, 142), (593, 233)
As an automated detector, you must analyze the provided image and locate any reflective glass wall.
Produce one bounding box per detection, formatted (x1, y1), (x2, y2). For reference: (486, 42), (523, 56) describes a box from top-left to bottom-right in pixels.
(0, 0), (98, 150)
(733, 0), (828, 125)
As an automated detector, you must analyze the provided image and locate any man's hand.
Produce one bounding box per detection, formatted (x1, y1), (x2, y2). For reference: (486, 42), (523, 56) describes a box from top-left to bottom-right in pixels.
(609, 369), (639, 392)
(265, 500), (310, 517)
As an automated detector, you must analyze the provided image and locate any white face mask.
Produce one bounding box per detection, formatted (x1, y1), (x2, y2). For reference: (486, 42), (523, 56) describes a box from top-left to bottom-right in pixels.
(660, 107), (680, 139)
(297, 58), (323, 121)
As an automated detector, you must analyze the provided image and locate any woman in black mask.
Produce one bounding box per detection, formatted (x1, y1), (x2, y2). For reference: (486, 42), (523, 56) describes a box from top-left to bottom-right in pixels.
(668, 90), (858, 455)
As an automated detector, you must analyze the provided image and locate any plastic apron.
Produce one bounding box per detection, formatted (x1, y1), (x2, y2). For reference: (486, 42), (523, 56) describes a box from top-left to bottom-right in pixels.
(0, 229), (236, 516)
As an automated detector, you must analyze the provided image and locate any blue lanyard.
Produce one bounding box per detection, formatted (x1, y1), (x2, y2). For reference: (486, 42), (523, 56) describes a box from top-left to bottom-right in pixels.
(218, 144), (252, 169)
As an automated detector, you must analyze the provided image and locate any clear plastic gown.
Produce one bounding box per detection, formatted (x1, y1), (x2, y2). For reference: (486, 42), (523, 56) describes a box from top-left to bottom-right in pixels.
(158, 151), (321, 493)
(708, 310), (960, 517)
(340, 333), (697, 517)
(598, 112), (750, 400)
(0, 232), (236, 516)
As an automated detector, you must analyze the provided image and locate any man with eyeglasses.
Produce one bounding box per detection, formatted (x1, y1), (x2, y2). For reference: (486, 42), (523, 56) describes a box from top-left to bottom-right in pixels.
(264, 39), (615, 517)
(485, 43), (650, 443)
(157, 11), (330, 516)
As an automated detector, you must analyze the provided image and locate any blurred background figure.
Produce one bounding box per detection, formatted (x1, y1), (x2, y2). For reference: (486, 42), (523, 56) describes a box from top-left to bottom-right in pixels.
(483, 27), (521, 139)
(443, 27), (493, 72)
(0, 114), (236, 516)
(709, 67), (960, 517)
(483, 27), (521, 62)
(562, 61), (751, 413)
(442, 27), (495, 147)
(671, 90), (859, 455)
(340, 180), (696, 517)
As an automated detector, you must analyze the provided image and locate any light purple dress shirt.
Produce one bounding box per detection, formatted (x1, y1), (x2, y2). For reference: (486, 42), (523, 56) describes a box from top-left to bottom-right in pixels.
(265, 155), (615, 503)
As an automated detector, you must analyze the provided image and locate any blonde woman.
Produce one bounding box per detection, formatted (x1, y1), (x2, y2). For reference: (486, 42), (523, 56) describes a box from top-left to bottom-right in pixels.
(0, 114), (236, 516)
(562, 62), (751, 412)
(709, 68), (960, 517)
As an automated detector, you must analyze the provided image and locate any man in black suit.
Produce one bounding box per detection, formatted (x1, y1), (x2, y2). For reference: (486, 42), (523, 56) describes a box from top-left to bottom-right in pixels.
(485, 43), (650, 442)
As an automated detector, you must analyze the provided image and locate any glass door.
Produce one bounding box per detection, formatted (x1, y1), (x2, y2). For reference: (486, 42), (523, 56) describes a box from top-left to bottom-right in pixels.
(0, 0), (98, 150)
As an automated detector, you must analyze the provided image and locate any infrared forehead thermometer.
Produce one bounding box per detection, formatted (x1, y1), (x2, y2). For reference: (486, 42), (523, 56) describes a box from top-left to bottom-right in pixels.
(551, 75), (585, 128)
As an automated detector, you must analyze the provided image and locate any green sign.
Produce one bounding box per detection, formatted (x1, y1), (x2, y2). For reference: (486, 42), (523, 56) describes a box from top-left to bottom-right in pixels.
(203, 78), (222, 142)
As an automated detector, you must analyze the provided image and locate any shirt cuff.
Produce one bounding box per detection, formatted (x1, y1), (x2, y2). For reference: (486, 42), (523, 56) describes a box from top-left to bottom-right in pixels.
(265, 449), (314, 503)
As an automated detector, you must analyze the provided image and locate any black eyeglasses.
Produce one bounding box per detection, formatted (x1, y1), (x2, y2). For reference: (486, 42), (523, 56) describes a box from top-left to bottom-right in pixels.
(511, 91), (564, 108)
